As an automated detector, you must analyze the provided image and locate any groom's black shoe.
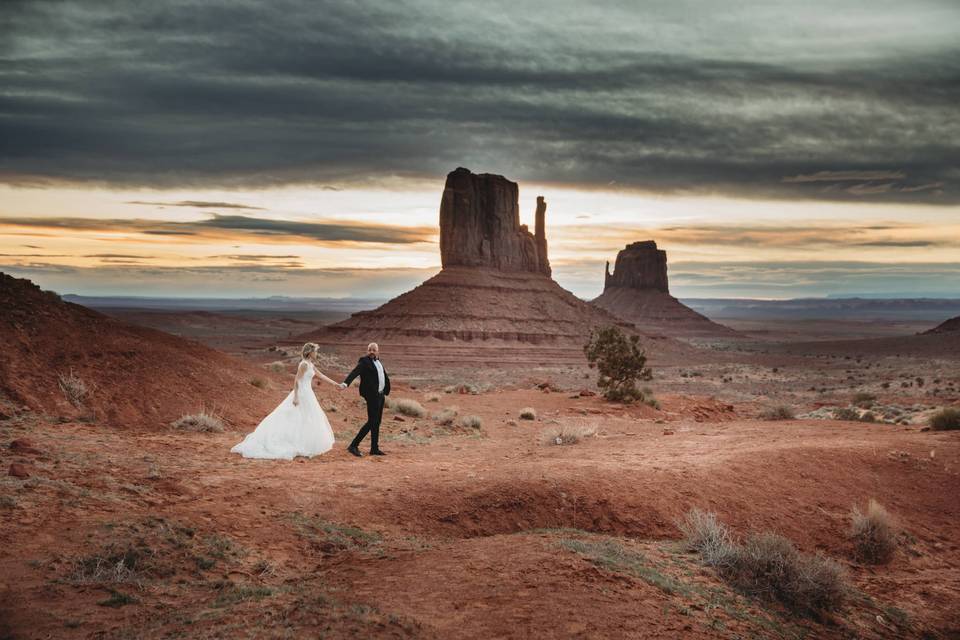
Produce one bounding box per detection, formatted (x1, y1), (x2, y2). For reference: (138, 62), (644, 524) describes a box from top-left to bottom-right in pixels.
(347, 446), (363, 457)
(370, 449), (387, 456)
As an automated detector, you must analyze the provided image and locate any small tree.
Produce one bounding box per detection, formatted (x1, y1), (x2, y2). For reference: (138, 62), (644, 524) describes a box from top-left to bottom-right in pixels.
(583, 326), (652, 403)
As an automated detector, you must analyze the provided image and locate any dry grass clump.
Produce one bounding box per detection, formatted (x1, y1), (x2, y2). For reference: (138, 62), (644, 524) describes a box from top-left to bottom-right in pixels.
(541, 422), (596, 446)
(172, 410), (225, 433)
(268, 361), (286, 374)
(444, 382), (480, 395)
(760, 405), (795, 421)
(424, 392), (442, 403)
(678, 509), (847, 614)
(929, 407), (960, 431)
(677, 509), (736, 567)
(249, 377), (268, 389)
(459, 415), (483, 430)
(58, 368), (89, 408)
(849, 499), (898, 564)
(393, 398), (426, 418)
(519, 407), (537, 420)
(432, 406), (459, 426)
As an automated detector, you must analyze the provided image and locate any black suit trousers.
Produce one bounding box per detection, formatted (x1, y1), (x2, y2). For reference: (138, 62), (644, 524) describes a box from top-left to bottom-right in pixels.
(350, 393), (384, 451)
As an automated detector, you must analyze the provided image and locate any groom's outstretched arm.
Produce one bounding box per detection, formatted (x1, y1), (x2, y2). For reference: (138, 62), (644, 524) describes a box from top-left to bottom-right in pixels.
(343, 358), (363, 386)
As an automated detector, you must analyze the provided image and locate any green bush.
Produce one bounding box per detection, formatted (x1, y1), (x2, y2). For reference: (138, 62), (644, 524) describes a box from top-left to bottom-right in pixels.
(583, 326), (652, 403)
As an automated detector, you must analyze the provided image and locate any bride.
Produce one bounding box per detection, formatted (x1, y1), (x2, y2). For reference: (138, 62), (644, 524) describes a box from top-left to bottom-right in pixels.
(231, 342), (339, 459)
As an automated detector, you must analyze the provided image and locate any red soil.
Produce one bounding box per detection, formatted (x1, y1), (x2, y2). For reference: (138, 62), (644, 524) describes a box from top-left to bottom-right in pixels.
(0, 273), (281, 429)
(1, 384), (958, 639)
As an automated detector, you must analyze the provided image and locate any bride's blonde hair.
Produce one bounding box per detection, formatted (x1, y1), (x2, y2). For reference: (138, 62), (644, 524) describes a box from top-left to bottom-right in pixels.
(301, 342), (319, 359)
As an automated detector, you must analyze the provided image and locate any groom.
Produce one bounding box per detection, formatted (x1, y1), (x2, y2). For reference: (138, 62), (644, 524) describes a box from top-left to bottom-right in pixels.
(339, 342), (390, 457)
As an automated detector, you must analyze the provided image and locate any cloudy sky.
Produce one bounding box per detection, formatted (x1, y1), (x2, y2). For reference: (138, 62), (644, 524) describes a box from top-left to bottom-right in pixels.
(1, 0), (958, 299)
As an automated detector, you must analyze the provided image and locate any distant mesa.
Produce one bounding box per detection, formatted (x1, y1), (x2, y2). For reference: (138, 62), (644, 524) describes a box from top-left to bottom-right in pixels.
(924, 315), (960, 334)
(592, 241), (740, 339)
(0, 272), (279, 428)
(303, 168), (687, 366)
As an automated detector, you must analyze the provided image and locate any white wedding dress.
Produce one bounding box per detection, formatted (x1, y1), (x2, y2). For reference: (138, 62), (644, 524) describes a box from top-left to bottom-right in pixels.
(231, 360), (335, 459)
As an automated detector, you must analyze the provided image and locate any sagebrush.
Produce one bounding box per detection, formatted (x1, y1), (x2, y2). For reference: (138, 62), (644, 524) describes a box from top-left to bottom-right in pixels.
(678, 509), (847, 614)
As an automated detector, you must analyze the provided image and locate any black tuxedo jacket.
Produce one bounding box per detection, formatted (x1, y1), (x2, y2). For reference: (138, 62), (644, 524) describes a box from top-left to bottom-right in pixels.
(343, 355), (391, 400)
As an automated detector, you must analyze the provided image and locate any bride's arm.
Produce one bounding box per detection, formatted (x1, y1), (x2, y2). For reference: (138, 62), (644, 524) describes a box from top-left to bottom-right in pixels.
(293, 361), (308, 405)
(315, 370), (339, 387)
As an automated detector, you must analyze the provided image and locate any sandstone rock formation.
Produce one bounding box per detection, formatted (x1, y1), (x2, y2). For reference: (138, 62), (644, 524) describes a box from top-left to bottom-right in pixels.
(439, 167), (551, 275)
(593, 241), (740, 340)
(304, 169), (703, 367)
(0, 272), (281, 428)
(604, 241), (668, 293)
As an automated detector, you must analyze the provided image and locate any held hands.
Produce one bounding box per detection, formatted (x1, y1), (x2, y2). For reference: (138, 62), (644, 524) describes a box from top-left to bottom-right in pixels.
(338, 382), (347, 391)
(292, 396), (299, 406)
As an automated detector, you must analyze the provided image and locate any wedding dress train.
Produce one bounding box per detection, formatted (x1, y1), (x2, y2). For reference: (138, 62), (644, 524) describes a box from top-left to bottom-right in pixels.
(231, 361), (335, 459)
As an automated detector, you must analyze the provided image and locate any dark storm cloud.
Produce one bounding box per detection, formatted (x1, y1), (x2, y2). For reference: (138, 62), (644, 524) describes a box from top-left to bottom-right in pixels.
(1, 0), (958, 202)
(0, 214), (434, 244)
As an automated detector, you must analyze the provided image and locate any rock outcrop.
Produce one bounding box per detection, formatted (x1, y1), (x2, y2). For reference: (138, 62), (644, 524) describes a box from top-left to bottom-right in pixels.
(604, 241), (668, 293)
(439, 167), (550, 275)
(924, 316), (960, 334)
(593, 241), (740, 339)
(304, 169), (702, 367)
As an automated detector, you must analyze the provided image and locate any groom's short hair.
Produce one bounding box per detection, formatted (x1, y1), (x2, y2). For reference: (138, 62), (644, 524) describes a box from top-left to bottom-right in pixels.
(367, 342), (379, 351)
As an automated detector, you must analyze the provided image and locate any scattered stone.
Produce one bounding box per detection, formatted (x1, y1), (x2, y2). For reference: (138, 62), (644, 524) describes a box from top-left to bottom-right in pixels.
(578, 389), (596, 397)
(9, 439), (41, 455)
(8, 463), (29, 478)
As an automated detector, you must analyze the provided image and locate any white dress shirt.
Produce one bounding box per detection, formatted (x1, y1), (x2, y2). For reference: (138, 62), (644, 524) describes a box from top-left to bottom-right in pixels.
(373, 358), (385, 393)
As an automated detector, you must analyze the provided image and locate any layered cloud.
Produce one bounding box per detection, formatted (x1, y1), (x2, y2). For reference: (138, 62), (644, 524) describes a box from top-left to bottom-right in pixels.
(1, 0), (957, 202)
(0, 214), (434, 246)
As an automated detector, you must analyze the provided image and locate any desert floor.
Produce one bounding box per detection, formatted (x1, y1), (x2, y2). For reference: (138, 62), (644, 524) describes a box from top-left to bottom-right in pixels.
(2, 371), (959, 639)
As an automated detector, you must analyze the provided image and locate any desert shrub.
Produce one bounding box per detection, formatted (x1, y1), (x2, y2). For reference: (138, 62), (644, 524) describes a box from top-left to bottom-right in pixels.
(519, 407), (537, 420)
(729, 532), (847, 613)
(383, 396), (397, 410)
(249, 377), (267, 389)
(268, 362), (285, 373)
(852, 392), (876, 408)
(393, 399), (426, 418)
(583, 326), (652, 403)
(860, 411), (876, 423)
(676, 509), (736, 567)
(459, 415), (483, 430)
(444, 382), (480, 395)
(929, 407), (960, 431)
(172, 410), (224, 433)
(541, 422), (596, 446)
(849, 500), (898, 564)
(424, 392), (441, 402)
(832, 407), (860, 421)
(58, 369), (89, 408)
(679, 509), (847, 614)
(433, 406), (459, 426)
(760, 405), (795, 421)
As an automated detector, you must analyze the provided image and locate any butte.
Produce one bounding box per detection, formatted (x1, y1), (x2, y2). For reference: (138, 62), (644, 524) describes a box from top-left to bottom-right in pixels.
(591, 241), (739, 340)
(306, 167), (648, 368)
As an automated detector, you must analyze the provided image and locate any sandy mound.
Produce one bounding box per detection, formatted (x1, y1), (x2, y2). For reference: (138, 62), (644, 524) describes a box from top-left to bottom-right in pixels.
(0, 272), (281, 428)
